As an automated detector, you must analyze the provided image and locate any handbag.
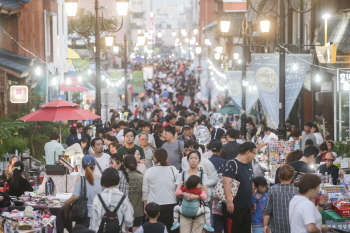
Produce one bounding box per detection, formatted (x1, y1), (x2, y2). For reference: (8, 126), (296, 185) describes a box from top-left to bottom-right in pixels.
(70, 176), (88, 222)
(212, 159), (240, 203)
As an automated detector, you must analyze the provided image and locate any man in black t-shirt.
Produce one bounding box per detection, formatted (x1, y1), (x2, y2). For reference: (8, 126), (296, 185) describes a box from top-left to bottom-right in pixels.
(222, 142), (256, 233)
(275, 145), (318, 184)
(220, 129), (240, 160)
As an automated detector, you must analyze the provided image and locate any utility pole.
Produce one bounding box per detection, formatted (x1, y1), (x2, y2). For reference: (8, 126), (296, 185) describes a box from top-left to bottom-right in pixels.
(278, 0), (286, 139)
(241, 18), (247, 139)
(94, 0), (102, 128)
(124, 33), (128, 108)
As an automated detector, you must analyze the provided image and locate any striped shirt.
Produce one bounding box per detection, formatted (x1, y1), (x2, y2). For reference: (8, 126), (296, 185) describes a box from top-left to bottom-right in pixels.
(263, 184), (298, 233)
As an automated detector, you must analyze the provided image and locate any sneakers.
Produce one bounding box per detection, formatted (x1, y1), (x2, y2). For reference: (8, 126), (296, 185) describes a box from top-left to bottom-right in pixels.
(171, 222), (180, 231)
(204, 223), (214, 232)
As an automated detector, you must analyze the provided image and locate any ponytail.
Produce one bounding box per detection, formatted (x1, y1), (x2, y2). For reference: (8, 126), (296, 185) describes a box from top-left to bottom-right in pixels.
(10, 161), (24, 191)
(83, 165), (95, 185)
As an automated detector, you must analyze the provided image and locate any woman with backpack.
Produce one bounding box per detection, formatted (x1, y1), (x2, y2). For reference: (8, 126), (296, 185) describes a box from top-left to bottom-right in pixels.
(64, 155), (102, 227)
(175, 150), (209, 233)
(90, 168), (134, 233)
(109, 153), (129, 195)
(142, 148), (179, 232)
(124, 155), (144, 232)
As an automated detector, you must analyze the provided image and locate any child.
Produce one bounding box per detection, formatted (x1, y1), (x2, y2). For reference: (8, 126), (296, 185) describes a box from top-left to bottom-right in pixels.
(252, 176), (268, 233)
(135, 202), (167, 233)
(171, 175), (214, 232)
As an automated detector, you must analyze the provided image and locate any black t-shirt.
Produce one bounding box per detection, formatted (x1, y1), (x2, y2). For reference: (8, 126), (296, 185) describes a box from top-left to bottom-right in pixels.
(222, 159), (254, 209)
(142, 222), (166, 233)
(154, 134), (165, 148)
(220, 141), (240, 160)
(275, 160), (315, 184)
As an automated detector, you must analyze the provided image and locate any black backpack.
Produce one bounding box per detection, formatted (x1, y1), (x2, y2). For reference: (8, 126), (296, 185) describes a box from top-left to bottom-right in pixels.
(97, 194), (126, 233)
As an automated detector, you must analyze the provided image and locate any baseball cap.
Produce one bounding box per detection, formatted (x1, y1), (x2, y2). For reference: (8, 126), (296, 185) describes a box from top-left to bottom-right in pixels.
(211, 141), (222, 153)
(82, 155), (96, 166)
(183, 125), (191, 129)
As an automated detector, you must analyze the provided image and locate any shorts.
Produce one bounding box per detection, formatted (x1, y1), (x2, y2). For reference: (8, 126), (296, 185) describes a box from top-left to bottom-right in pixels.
(133, 216), (143, 227)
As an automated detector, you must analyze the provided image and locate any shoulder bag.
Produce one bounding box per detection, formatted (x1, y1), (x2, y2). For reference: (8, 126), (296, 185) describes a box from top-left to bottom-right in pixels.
(212, 159), (240, 203)
(70, 176), (88, 222)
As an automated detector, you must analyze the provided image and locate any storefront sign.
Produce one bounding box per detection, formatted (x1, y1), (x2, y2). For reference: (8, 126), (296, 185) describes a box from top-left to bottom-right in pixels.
(337, 68), (350, 91)
(321, 81), (332, 92)
(132, 71), (144, 94)
(252, 53), (280, 128)
(10, 85), (28, 103)
(143, 66), (153, 81)
(285, 54), (312, 120)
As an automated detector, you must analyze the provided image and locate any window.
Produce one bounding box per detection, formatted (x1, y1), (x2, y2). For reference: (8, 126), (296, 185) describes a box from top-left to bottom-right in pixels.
(132, 12), (143, 18)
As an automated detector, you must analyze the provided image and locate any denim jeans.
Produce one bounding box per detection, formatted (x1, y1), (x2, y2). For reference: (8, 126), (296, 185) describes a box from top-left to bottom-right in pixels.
(252, 226), (264, 233)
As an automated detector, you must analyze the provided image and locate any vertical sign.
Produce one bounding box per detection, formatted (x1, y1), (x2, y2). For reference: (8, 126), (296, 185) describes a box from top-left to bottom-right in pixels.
(225, 71), (242, 108)
(252, 53), (280, 128)
(132, 71), (144, 94)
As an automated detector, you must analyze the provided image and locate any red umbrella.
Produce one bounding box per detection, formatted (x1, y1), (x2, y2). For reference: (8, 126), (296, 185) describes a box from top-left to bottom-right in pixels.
(60, 86), (89, 92)
(60, 77), (90, 92)
(40, 99), (78, 108)
(18, 107), (101, 122)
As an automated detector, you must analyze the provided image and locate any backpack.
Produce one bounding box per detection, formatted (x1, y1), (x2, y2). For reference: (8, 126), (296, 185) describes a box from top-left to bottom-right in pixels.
(97, 194), (126, 233)
(179, 171), (204, 219)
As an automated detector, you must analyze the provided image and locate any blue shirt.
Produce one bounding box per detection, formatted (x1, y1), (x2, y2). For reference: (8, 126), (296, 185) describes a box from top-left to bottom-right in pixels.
(252, 192), (268, 225)
(162, 91), (169, 98)
(209, 154), (226, 171)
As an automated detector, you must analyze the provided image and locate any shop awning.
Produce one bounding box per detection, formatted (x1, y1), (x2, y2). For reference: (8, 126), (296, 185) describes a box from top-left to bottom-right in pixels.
(0, 48), (36, 78)
(0, 0), (22, 14)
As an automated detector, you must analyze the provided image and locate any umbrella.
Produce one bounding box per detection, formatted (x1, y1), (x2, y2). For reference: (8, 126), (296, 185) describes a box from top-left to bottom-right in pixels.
(60, 77), (90, 92)
(132, 56), (145, 62)
(215, 105), (241, 115)
(247, 109), (264, 115)
(18, 100), (101, 142)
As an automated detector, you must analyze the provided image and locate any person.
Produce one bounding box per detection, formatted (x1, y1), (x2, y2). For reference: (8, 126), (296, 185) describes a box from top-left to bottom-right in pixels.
(264, 164), (298, 233)
(174, 120), (184, 136)
(76, 123), (84, 140)
(273, 149), (303, 184)
(289, 129), (301, 143)
(8, 161), (33, 197)
(124, 155), (144, 232)
(64, 155), (102, 227)
(110, 110), (120, 124)
(143, 107), (153, 122)
(5, 156), (18, 179)
(142, 148), (179, 232)
(65, 138), (88, 167)
(289, 174), (330, 233)
(135, 202), (168, 233)
(251, 177), (268, 233)
(82, 126), (92, 153)
(327, 140), (338, 158)
(108, 141), (121, 155)
(115, 121), (128, 143)
(316, 152), (339, 185)
(44, 132), (64, 164)
(275, 146), (317, 184)
(220, 129), (240, 160)
(248, 121), (258, 142)
(222, 142), (256, 233)
(126, 148), (147, 174)
(257, 127), (278, 150)
(138, 133), (155, 169)
(311, 123), (324, 146)
(109, 153), (129, 195)
(153, 124), (166, 148)
(134, 122), (156, 147)
(172, 175), (214, 232)
(66, 126), (79, 147)
(90, 168), (134, 233)
(208, 141), (226, 171)
(178, 125), (195, 143)
(301, 121), (317, 151)
(164, 114), (177, 131)
(161, 128), (184, 170)
(91, 138), (111, 176)
(175, 151), (209, 233)
(220, 136), (228, 145)
(118, 129), (145, 163)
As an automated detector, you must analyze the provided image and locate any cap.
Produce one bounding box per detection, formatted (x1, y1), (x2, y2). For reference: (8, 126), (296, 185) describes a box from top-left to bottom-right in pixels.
(183, 125), (191, 129)
(82, 155), (96, 166)
(211, 141), (222, 153)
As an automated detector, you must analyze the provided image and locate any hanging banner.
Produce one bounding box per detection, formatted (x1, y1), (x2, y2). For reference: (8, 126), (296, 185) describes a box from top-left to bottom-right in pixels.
(252, 53), (280, 128)
(132, 71), (144, 94)
(143, 65), (154, 81)
(225, 71), (242, 108)
(71, 59), (90, 70)
(245, 71), (259, 111)
(285, 54), (312, 120)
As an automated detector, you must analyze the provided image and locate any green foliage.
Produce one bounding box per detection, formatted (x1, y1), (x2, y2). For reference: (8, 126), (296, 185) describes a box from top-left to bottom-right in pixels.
(334, 141), (350, 158)
(31, 134), (49, 160)
(1, 137), (28, 154)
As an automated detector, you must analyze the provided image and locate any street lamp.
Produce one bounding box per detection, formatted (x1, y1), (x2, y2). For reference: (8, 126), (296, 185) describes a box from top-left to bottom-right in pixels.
(172, 31), (176, 37)
(157, 32), (162, 38)
(137, 33), (145, 46)
(216, 46), (223, 54)
(181, 29), (187, 37)
(113, 46), (119, 54)
(233, 53), (239, 60)
(220, 17), (231, 33)
(105, 36), (114, 47)
(215, 53), (220, 60)
(195, 46), (202, 54)
(193, 29), (198, 35)
(322, 13), (331, 45)
(204, 39), (211, 46)
(66, 0), (128, 128)
(260, 20), (271, 33)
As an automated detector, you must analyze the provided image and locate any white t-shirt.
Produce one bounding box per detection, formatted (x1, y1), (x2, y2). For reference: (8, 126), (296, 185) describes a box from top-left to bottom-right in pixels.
(314, 132), (324, 145)
(289, 195), (322, 233)
(262, 132), (278, 144)
(94, 153), (111, 176)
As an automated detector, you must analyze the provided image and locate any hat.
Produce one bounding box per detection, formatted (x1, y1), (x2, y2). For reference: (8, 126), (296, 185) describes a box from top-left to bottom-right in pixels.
(183, 125), (191, 129)
(324, 153), (335, 161)
(211, 141), (222, 153)
(82, 155), (96, 166)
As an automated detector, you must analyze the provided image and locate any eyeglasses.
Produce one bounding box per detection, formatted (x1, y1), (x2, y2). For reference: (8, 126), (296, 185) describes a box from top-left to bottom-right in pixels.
(324, 159), (334, 162)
